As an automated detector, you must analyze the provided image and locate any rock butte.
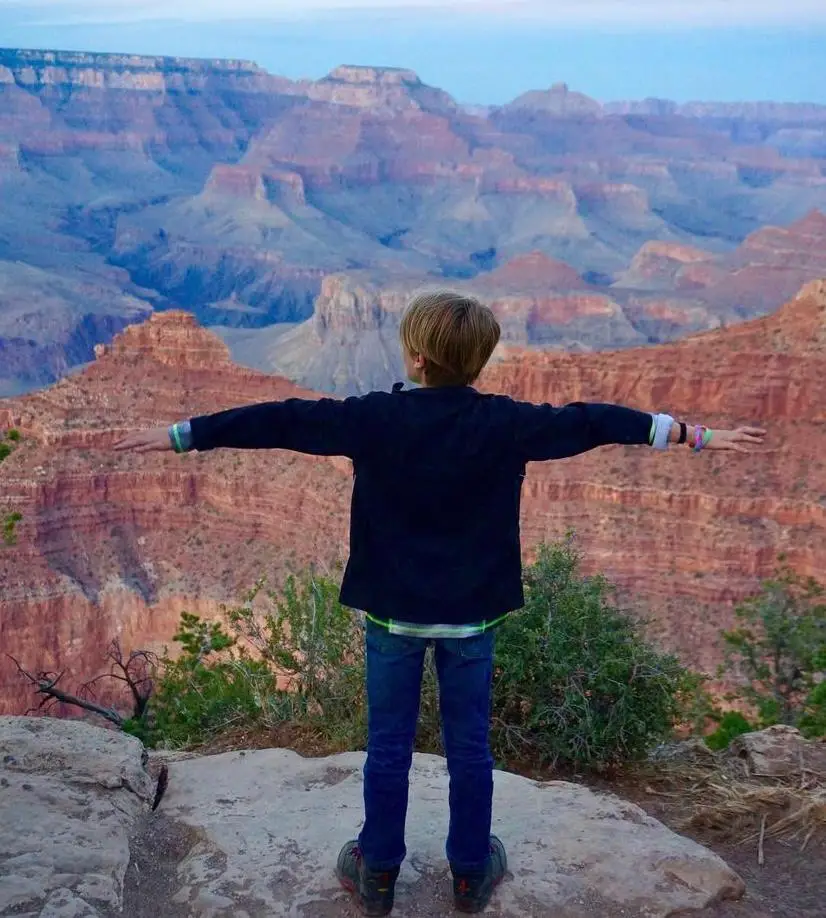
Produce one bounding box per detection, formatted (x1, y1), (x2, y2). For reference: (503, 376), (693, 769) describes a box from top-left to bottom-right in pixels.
(1, 282), (824, 713)
(3, 48), (826, 395)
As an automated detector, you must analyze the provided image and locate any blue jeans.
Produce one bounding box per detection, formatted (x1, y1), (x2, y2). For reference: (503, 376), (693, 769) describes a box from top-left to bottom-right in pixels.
(358, 619), (496, 874)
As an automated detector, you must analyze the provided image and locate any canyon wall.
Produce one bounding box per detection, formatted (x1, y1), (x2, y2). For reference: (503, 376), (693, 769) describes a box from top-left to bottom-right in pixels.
(2, 287), (824, 711)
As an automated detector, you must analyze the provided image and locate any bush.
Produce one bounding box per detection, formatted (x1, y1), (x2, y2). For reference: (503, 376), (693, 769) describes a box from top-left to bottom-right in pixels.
(77, 540), (697, 768)
(124, 612), (283, 747)
(705, 711), (754, 751)
(226, 572), (369, 750)
(0, 443), (11, 463)
(6, 429), (20, 442)
(799, 648), (826, 739)
(721, 566), (826, 730)
(490, 538), (693, 769)
(2, 512), (22, 546)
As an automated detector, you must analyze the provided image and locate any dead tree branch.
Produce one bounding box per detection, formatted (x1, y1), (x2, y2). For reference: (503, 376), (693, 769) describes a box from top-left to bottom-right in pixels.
(9, 655), (125, 726)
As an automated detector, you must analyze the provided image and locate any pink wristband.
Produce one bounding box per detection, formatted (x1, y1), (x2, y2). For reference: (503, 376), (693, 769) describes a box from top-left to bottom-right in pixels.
(693, 425), (707, 453)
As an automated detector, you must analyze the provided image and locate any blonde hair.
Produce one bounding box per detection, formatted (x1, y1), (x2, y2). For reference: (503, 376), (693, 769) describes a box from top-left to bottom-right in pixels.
(400, 291), (501, 387)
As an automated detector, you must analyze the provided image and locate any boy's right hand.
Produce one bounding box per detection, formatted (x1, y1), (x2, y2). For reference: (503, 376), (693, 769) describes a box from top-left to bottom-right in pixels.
(706, 427), (766, 453)
(114, 427), (172, 453)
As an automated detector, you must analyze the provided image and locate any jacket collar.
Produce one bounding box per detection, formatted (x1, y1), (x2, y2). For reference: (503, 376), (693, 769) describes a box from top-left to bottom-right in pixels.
(392, 382), (476, 395)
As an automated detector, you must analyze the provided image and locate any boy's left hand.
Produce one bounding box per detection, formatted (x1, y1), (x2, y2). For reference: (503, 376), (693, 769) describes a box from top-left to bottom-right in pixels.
(114, 426), (172, 453)
(706, 427), (766, 453)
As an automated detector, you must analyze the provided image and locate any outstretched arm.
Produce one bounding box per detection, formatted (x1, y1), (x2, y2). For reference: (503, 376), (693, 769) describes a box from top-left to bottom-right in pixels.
(114, 396), (372, 459)
(513, 400), (765, 461)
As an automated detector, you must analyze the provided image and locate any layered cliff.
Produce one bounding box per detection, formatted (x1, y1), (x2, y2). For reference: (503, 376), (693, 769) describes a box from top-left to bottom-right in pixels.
(4, 47), (826, 396)
(229, 211), (826, 397)
(480, 280), (826, 674)
(0, 312), (353, 714)
(2, 288), (824, 712)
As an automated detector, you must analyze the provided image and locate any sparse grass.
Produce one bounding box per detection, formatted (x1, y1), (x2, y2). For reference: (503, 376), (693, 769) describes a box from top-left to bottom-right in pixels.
(628, 756), (826, 855)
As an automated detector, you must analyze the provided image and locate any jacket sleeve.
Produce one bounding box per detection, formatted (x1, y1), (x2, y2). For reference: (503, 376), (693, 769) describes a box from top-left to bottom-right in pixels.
(188, 396), (372, 459)
(513, 400), (654, 462)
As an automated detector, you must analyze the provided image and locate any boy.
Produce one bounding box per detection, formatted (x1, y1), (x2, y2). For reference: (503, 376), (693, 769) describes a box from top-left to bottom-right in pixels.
(116, 292), (765, 916)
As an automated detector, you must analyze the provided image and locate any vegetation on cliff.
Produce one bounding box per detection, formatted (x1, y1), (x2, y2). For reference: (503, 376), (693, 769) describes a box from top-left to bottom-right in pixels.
(11, 535), (826, 769)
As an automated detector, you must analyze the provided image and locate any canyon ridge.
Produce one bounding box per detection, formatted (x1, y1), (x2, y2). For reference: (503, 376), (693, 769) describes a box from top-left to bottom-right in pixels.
(1, 281), (824, 714)
(2, 48), (826, 396)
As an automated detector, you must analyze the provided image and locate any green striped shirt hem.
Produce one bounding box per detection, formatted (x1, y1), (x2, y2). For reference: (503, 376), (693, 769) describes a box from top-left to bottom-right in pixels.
(365, 611), (510, 638)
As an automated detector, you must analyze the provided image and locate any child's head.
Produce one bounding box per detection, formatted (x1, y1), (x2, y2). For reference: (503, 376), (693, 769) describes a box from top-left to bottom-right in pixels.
(400, 291), (501, 387)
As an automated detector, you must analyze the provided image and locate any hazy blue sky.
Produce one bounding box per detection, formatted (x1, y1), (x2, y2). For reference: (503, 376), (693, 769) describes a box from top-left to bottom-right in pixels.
(1, 1), (824, 104)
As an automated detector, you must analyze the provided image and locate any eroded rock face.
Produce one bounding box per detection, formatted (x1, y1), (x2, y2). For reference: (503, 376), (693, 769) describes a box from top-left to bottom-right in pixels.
(0, 716), (153, 917)
(0, 313), (352, 715)
(145, 747), (743, 917)
(1, 287), (824, 711)
(479, 280), (826, 677)
(4, 46), (826, 395)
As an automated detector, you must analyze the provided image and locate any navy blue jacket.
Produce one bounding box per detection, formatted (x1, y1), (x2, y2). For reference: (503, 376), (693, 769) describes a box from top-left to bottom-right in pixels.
(189, 384), (653, 625)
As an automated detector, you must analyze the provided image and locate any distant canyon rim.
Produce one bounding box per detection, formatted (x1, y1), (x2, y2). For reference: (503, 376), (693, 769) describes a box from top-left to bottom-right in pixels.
(1, 48), (826, 398)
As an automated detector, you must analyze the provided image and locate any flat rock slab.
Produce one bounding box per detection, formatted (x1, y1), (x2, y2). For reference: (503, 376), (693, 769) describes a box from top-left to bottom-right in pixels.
(152, 748), (744, 918)
(0, 716), (154, 918)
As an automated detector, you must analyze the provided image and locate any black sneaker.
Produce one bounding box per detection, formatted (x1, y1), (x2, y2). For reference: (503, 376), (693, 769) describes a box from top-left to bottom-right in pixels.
(336, 840), (400, 916)
(452, 836), (507, 914)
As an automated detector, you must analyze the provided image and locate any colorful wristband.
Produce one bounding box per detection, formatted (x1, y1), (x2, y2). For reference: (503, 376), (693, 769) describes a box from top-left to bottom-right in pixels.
(693, 425), (712, 453)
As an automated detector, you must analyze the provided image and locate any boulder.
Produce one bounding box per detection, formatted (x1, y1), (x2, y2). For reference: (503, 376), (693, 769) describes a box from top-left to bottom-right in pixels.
(0, 717), (153, 917)
(727, 724), (826, 780)
(0, 716), (745, 917)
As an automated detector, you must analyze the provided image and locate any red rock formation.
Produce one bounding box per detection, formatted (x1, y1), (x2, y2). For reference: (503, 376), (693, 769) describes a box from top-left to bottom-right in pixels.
(618, 210), (826, 333)
(504, 83), (603, 117)
(0, 312), (353, 714)
(480, 280), (826, 674)
(483, 253), (587, 291)
(205, 165), (268, 200)
(622, 242), (715, 288)
(3, 290), (824, 713)
(4, 46), (826, 402)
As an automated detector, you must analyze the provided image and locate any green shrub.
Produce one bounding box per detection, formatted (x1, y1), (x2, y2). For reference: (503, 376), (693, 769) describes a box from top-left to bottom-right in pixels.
(2, 512), (22, 546)
(226, 572), (368, 748)
(0, 443), (11, 463)
(490, 538), (693, 769)
(799, 648), (826, 739)
(720, 566), (826, 729)
(705, 711), (754, 750)
(6, 429), (20, 442)
(128, 611), (282, 747)
(80, 540), (698, 767)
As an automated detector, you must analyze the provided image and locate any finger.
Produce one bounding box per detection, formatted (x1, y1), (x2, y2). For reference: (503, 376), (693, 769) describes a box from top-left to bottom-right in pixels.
(739, 427), (767, 437)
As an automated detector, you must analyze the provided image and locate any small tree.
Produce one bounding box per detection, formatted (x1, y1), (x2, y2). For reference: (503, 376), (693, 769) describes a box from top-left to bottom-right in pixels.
(491, 537), (693, 769)
(721, 566), (826, 728)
